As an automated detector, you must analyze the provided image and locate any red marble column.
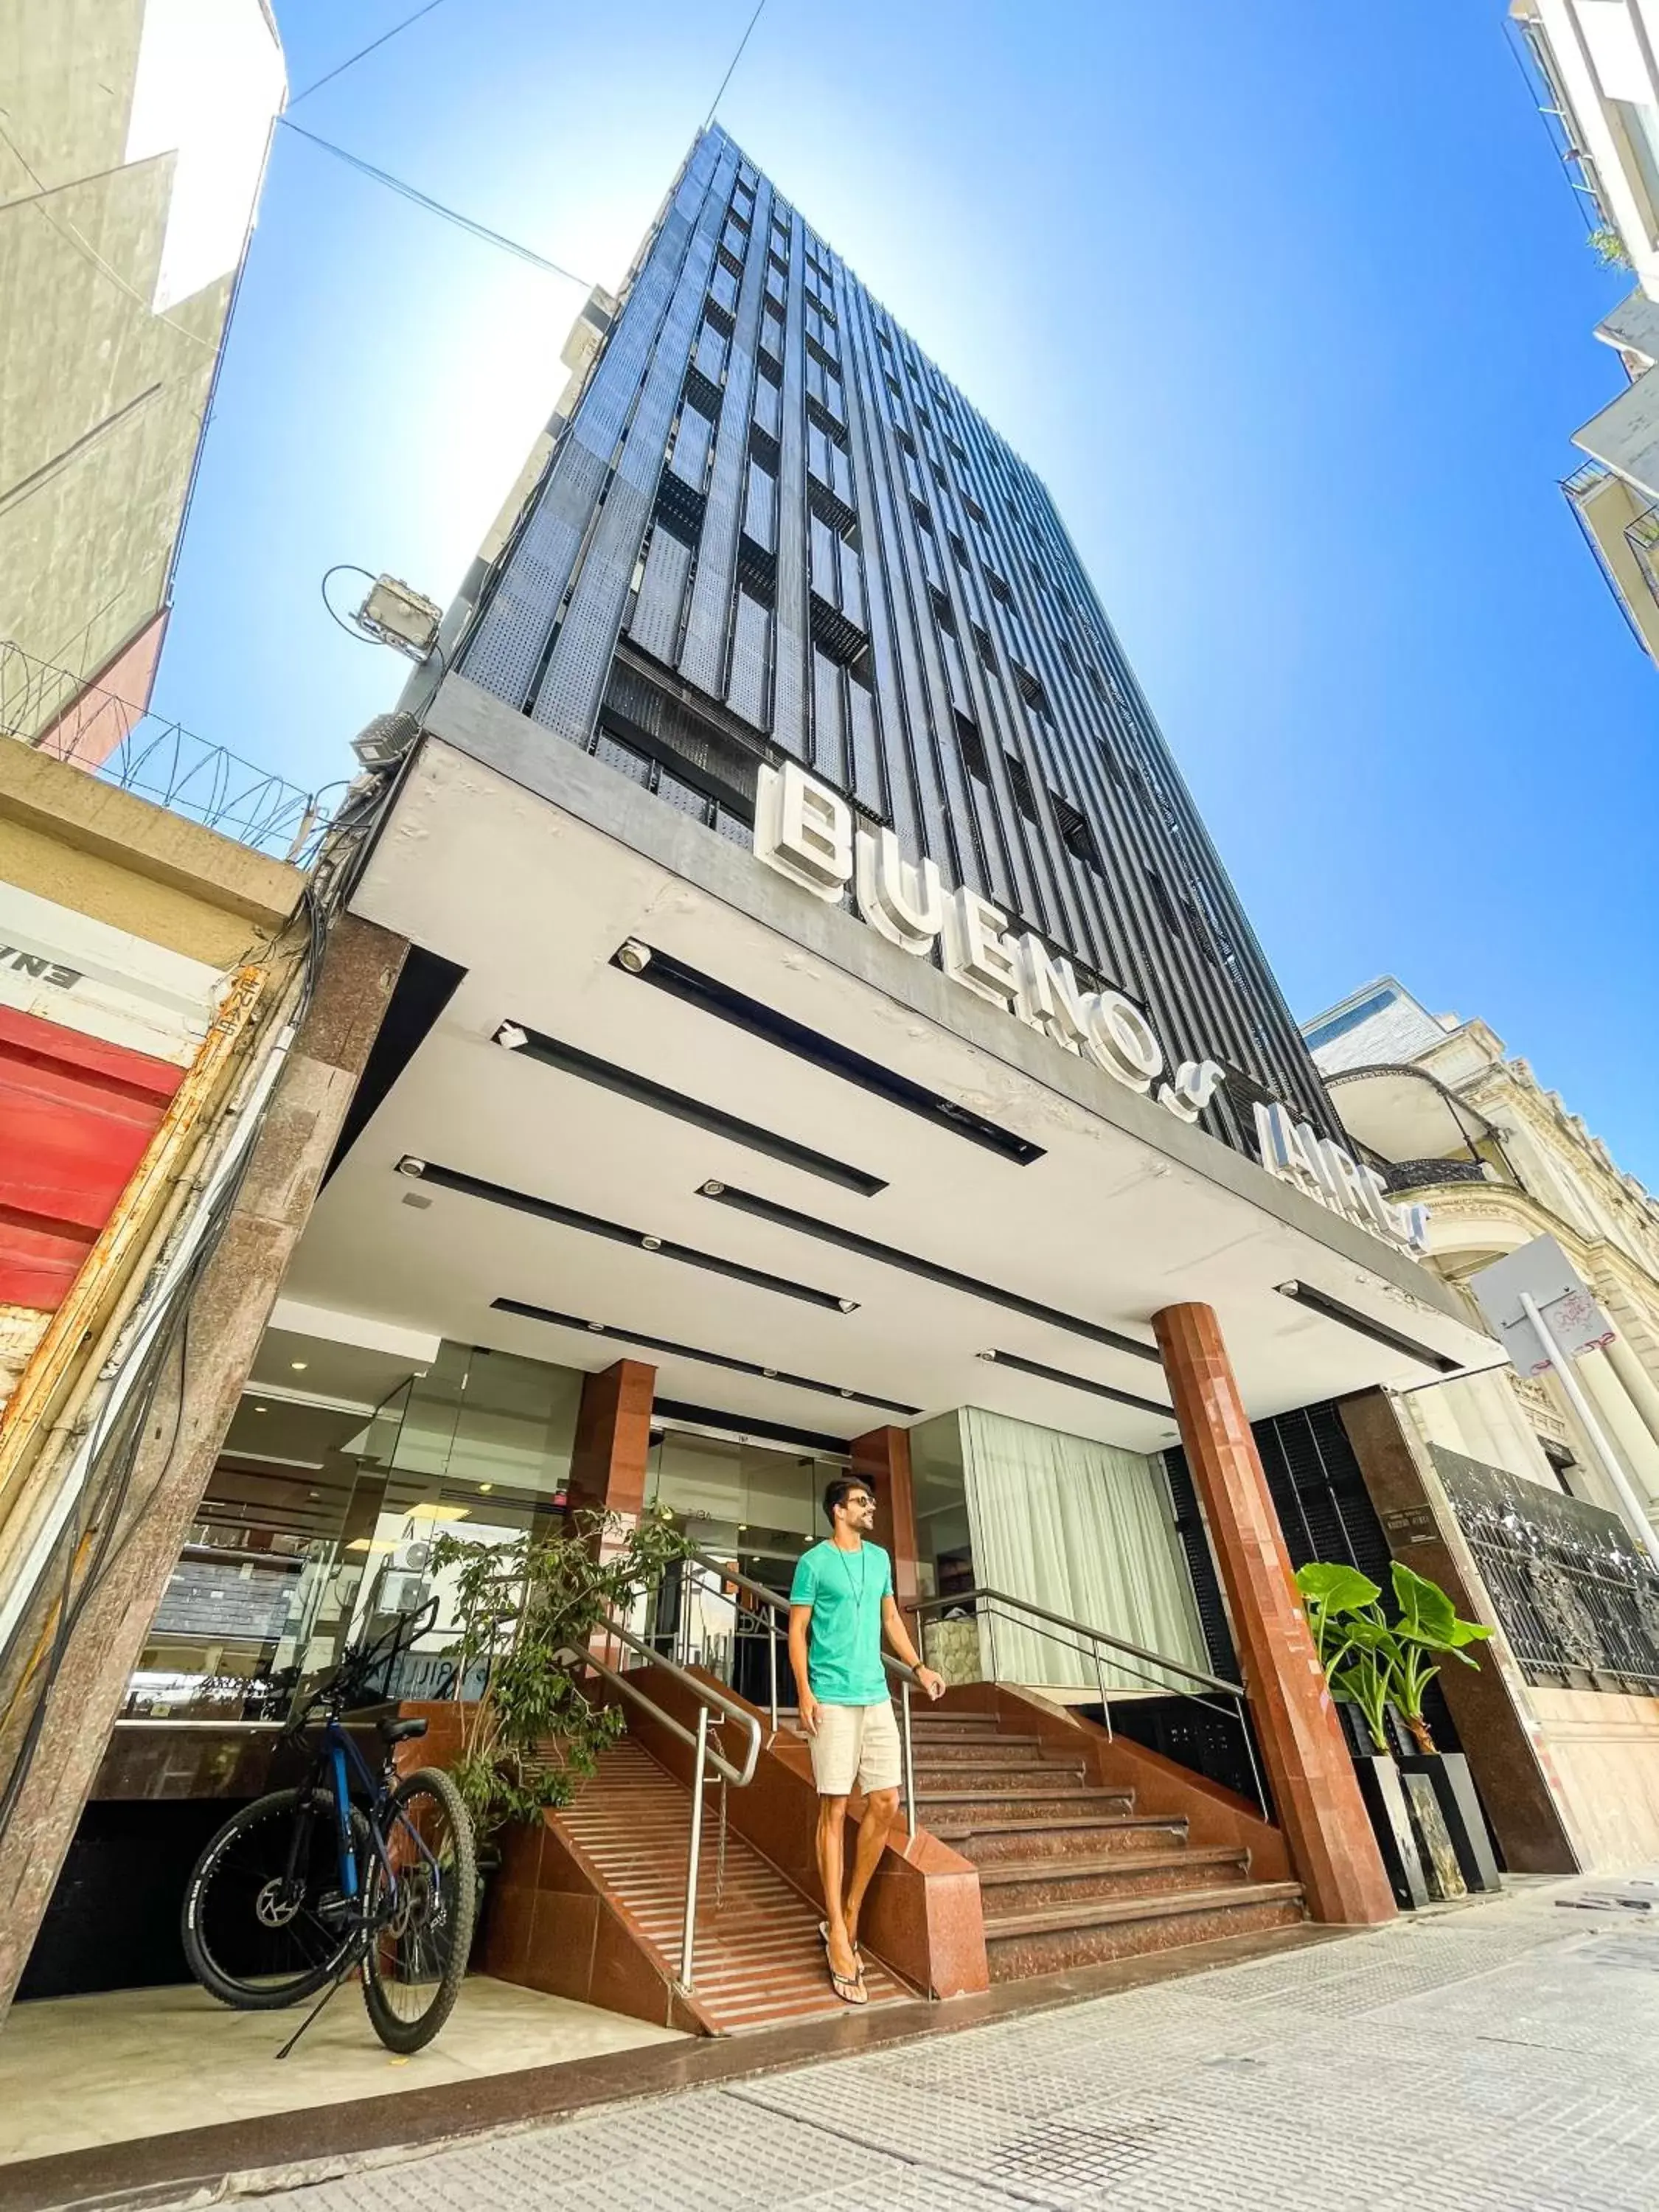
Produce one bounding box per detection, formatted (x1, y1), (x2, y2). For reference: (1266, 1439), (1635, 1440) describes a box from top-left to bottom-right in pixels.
(851, 1425), (920, 1607)
(566, 1358), (655, 1541)
(1152, 1302), (1396, 1926)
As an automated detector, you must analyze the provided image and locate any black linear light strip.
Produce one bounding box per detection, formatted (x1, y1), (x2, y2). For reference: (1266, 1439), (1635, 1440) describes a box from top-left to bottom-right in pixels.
(696, 1178), (1164, 1365)
(977, 1348), (1172, 1419)
(611, 939), (1044, 1166)
(492, 1297), (920, 1416)
(395, 1158), (858, 1314)
(1275, 1280), (1461, 1375)
(653, 1398), (853, 1455)
(493, 1020), (886, 1197)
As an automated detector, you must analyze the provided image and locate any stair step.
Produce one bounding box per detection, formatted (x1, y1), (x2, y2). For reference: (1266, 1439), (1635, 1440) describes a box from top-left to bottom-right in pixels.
(917, 1786), (1133, 1823)
(973, 1846), (1251, 1910)
(984, 1882), (1305, 1980)
(933, 1811), (1189, 1863)
(914, 1759), (1089, 1786)
(912, 1742), (1073, 1769)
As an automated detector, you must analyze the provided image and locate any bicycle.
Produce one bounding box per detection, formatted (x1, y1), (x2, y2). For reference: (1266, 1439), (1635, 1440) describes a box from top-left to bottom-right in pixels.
(181, 1599), (477, 2055)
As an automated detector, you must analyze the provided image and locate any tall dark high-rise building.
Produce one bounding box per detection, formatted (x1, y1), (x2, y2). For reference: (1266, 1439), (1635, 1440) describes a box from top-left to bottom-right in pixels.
(453, 125), (1335, 1154)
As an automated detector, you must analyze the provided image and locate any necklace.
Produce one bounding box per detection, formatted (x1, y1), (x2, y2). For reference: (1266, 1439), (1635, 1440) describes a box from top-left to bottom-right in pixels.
(835, 1543), (869, 1634)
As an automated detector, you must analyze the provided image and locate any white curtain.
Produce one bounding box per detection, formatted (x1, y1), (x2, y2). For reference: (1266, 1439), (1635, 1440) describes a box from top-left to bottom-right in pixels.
(960, 1408), (1209, 1691)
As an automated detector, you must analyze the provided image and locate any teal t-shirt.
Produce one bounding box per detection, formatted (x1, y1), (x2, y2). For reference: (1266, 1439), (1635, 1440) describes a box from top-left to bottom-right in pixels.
(790, 1540), (892, 1705)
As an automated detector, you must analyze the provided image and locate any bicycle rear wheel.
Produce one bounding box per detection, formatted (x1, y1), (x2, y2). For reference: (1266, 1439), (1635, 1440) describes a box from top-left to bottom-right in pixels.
(182, 1787), (360, 2009)
(361, 1766), (477, 2053)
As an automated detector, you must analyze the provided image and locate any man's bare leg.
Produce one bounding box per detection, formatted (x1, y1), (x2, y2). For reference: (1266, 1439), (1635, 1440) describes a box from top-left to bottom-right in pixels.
(844, 1786), (897, 1954)
(815, 1794), (858, 1980)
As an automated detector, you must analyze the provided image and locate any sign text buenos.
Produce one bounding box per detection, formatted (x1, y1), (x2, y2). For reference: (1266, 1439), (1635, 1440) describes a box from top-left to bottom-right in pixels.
(752, 761), (1225, 1124)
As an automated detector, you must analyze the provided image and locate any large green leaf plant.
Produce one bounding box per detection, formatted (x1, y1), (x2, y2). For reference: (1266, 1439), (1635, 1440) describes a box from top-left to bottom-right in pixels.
(1294, 1559), (1491, 1756)
(428, 1506), (692, 1841)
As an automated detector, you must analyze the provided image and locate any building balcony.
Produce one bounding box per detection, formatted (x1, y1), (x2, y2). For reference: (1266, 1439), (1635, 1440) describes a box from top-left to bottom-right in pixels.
(1380, 1157), (1495, 1194)
(1562, 461), (1659, 667)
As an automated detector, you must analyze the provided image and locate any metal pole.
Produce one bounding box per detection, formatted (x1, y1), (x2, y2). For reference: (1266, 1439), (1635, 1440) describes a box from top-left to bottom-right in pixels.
(900, 1677), (917, 1841)
(1092, 1648), (1113, 1742)
(767, 1614), (779, 1738)
(680, 1705), (709, 1990)
(1520, 1290), (1659, 1556)
(1238, 1693), (1270, 1820)
(984, 1602), (999, 1686)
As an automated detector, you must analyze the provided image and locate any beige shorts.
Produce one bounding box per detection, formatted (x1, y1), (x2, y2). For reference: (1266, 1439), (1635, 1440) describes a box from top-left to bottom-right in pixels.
(807, 1697), (902, 1798)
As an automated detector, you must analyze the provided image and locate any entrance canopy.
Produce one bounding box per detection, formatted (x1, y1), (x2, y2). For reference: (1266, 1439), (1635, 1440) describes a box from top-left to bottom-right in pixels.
(285, 676), (1495, 1458)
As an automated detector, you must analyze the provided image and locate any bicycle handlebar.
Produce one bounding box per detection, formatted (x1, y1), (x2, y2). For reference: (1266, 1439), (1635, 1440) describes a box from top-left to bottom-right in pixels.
(291, 1595), (441, 1728)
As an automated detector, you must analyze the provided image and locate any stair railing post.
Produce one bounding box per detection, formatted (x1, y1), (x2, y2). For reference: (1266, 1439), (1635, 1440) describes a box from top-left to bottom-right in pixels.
(767, 1612), (779, 1739)
(1237, 1691), (1270, 1821)
(1092, 1644), (1113, 1742)
(983, 1600), (999, 1686)
(680, 1705), (709, 1991)
(900, 1674), (917, 1840)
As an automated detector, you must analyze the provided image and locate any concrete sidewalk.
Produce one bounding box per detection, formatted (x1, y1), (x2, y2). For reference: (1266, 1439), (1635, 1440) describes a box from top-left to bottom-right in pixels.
(236, 1873), (1659, 2212)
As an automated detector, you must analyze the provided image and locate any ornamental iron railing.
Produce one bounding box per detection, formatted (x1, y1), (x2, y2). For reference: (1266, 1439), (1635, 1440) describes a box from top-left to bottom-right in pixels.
(1381, 1157), (1492, 1192)
(1431, 1444), (1659, 1693)
(1, 640), (342, 865)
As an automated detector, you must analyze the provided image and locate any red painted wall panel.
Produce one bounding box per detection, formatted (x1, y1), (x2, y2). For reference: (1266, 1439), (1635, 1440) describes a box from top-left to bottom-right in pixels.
(0, 1005), (184, 1310)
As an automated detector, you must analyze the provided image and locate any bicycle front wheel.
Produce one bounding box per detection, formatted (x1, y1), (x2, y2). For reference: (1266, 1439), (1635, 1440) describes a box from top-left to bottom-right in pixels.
(361, 1766), (477, 2053)
(182, 1787), (359, 2009)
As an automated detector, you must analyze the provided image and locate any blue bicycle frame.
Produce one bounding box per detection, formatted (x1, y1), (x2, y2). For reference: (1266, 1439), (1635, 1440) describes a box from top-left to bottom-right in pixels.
(310, 1718), (443, 1911)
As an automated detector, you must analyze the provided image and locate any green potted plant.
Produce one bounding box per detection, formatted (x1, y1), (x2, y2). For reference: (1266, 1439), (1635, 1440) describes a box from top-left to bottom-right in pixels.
(1295, 1562), (1429, 1909)
(1295, 1559), (1498, 1906)
(1388, 1562), (1500, 1893)
(428, 1506), (692, 1849)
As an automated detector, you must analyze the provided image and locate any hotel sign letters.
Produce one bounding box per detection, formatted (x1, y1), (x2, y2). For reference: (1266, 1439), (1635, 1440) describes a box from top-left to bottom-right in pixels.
(1252, 1099), (1431, 1256)
(753, 761), (1225, 1125)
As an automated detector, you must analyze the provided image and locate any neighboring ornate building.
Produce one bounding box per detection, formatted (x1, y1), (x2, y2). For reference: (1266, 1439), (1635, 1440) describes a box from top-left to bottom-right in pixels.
(1304, 976), (1659, 1868)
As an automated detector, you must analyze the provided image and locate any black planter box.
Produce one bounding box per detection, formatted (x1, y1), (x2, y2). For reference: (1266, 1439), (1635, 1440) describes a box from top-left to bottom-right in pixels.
(1399, 1751), (1501, 1894)
(1352, 1752), (1430, 1910)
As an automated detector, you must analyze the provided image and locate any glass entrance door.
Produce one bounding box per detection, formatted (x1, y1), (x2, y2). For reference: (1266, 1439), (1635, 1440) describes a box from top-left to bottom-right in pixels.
(644, 1427), (846, 1707)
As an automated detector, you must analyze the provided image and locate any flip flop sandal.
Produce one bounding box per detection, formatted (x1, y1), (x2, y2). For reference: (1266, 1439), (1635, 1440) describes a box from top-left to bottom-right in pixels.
(819, 1918), (862, 1957)
(828, 1961), (868, 2006)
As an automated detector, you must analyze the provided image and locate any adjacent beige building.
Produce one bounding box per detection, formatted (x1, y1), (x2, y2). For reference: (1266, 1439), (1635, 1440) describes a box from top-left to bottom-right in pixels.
(0, 0), (285, 759)
(1306, 977), (1659, 1866)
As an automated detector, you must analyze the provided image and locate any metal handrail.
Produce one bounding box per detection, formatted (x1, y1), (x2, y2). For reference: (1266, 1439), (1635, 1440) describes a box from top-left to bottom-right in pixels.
(672, 1546), (921, 1838)
(566, 1609), (763, 1991)
(908, 1585), (1242, 1699)
(907, 1585), (1268, 1820)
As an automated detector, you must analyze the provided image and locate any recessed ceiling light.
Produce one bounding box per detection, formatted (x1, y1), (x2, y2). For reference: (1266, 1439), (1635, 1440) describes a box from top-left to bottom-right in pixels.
(290, 1360), (308, 1372)
(479, 1483), (494, 1494)
(254, 1405), (268, 1413)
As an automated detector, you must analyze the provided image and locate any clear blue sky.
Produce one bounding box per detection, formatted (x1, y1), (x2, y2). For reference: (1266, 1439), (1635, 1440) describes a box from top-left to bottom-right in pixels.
(159, 1), (1659, 1183)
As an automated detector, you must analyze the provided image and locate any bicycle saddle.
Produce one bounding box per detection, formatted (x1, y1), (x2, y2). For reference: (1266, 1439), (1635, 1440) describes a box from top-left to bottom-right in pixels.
(378, 1715), (429, 1745)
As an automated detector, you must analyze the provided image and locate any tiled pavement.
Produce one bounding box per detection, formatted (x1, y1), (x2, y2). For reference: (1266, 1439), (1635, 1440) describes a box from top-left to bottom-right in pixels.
(238, 1870), (1659, 2212)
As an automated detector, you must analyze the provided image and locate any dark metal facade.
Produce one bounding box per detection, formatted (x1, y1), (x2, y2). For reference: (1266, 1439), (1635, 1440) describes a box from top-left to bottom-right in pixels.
(457, 125), (1336, 1153)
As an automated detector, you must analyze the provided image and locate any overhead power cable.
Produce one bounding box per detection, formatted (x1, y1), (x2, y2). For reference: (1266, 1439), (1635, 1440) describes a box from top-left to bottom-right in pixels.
(704, 0), (771, 130)
(288, 0), (451, 107)
(276, 118), (594, 287)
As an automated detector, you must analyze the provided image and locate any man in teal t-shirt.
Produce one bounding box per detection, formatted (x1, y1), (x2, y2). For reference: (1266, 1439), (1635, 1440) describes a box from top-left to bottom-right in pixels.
(788, 1474), (943, 2003)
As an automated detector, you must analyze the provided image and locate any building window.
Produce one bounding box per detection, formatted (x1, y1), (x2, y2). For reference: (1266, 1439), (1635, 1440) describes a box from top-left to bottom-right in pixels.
(1540, 1440), (1582, 1498)
(928, 584), (957, 636)
(1051, 794), (1102, 873)
(948, 529), (970, 570)
(1005, 754), (1040, 824)
(1009, 660), (1050, 719)
(911, 496), (933, 534)
(1146, 869), (1183, 936)
(971, 620), (996, 669)
(985, 568), (1012, 607)
(964, 492), (988, 526)
(955, 712), (990, 783)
